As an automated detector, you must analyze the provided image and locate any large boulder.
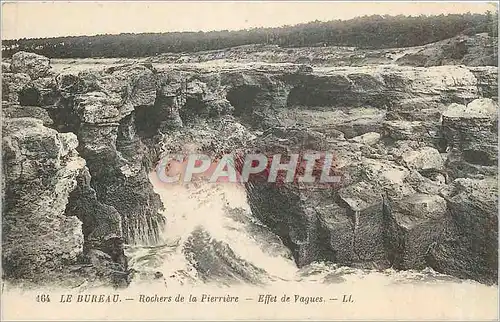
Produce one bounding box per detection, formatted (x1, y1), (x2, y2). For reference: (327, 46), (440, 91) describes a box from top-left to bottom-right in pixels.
(442, 98), (497, 119)
(57, 64), (157, 107)
(442, 98), (498, 170)
(338, 181), (404, 268)
(392, 193), (449, 269)
(2, 73), (31, 104)
(103, 64), (158, 107)
(2, 116), (132, 287)
(19, 76), (60, 107)
(11, 51), (52, 80)
(2, 118), (85, 280)
(382, 120), (443, 148)
(427, 177), (498, 284)
(401, 147), (444, 171)
(2, 105), (53, 126)
(350, 132), (381, 146)
(73, 91), (122, 124)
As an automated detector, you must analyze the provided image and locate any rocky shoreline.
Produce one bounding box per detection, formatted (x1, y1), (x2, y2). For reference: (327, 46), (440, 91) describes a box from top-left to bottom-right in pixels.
(2, 48), (498, 287)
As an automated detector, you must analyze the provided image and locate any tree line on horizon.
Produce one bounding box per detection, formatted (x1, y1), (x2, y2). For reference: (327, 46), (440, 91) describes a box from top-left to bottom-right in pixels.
(2, 12), (498, 59)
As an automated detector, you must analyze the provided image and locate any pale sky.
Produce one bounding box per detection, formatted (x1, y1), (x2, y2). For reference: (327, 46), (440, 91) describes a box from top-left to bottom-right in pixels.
(2, 1), (498, 40)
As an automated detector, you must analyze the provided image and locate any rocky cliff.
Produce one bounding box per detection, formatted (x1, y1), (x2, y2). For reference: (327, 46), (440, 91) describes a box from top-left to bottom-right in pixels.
(2, 51), (498, 286)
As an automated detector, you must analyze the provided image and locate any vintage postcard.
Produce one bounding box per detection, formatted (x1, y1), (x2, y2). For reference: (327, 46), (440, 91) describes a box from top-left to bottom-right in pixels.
(1, 1), (499, 320)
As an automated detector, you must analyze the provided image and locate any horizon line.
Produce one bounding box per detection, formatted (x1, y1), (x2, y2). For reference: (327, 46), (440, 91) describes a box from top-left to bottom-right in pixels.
(2, 9), (497, 42)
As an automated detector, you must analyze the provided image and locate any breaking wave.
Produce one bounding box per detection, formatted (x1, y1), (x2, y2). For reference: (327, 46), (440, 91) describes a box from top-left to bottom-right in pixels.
(126, 172), (496, 288)
(126, 173), (298, 287)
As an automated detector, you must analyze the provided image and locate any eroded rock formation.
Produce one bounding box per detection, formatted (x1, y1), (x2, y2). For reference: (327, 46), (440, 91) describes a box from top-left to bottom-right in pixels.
(396, 33), (498, 67)
(2, 50), (498, 286)
(2, 118), (85, 282)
